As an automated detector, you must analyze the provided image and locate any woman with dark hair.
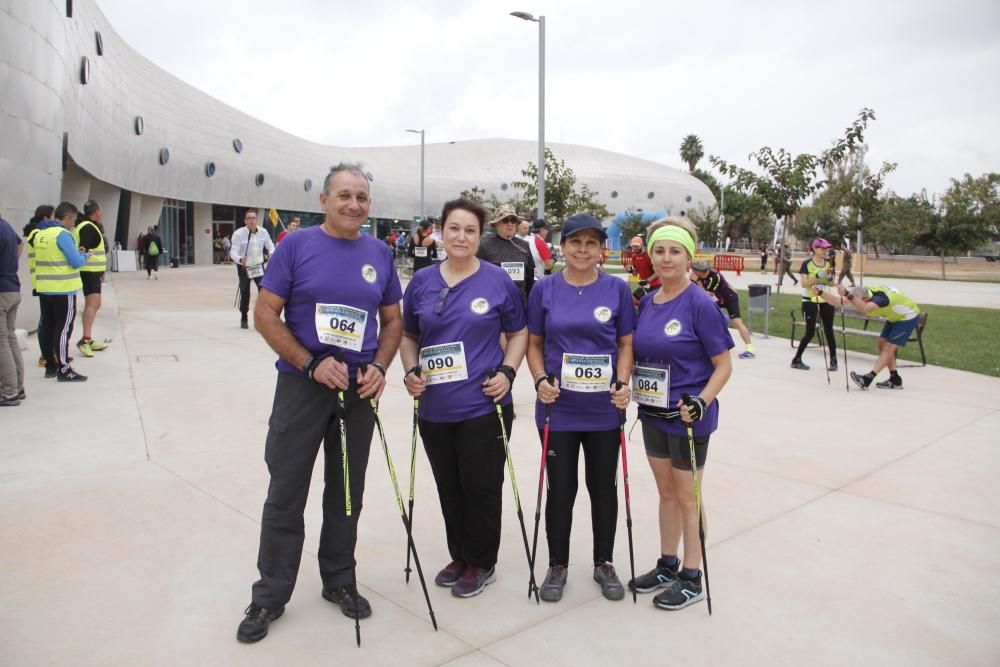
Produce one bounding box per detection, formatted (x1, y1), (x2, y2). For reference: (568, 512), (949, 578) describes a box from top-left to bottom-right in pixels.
(790, 238), (837, 372)
(24, 205), (56, 367)
(400, 197), (528, 598)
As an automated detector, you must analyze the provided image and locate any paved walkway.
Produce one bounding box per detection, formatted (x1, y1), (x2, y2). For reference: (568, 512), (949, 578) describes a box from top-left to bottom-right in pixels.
(3, 265), (999, 666)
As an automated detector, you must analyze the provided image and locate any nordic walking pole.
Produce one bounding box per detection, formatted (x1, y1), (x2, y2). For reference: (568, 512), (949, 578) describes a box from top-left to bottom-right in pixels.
(615, 380), (638, 604)
(839, 291), (850, 393)
(528, 372), (555, 603)
(680, 393), (712, 616)
(489, 368), (539, 603)
(363, 364), (438, 631)
(333, 350), (361, 647)
(815, 289), (831, 385)
(405, 366), (421, 584)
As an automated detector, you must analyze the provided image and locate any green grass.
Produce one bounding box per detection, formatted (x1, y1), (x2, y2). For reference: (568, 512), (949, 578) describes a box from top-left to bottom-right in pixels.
(737, 289), (1000, 377)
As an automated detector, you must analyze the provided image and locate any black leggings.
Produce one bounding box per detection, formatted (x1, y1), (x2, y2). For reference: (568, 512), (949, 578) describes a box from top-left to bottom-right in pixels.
(419, 405), (512, 569)
(794, 300), (836, 361)
(542, 429), (620, 567)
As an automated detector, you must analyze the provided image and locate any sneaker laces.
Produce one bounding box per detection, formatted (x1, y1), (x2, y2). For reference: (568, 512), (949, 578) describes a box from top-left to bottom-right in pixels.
(244, 603), (265, 618)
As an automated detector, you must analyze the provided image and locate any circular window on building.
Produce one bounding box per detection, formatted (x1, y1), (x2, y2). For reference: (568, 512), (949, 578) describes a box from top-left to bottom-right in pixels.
(500, 183), (508, 191)
(255, 173), (265, 187)
(611, 191), (619, 199)
(134, 116), (144, 135)
(233, 138), (243, 153)
(304, 178), (313, 192)
(680, 210), (686, 217)
(647, 192), (655, 199)
(205, 161), (216, 177)
(80, 57), (89, 84)
(95, 31), (104, 55)
(159, 148), (170, 165)
(685, 195), (692, 203)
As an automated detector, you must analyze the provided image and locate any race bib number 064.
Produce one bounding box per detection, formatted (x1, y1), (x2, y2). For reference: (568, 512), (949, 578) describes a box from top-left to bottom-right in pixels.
(315, 304), (368, 351)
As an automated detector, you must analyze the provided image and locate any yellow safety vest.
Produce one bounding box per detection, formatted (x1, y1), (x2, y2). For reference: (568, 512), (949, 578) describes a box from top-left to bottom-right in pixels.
(73, 219), (107, 272)
(26, 228), (39, 291)
(866, 285), (920, 322)
(33, 227), (82, 294)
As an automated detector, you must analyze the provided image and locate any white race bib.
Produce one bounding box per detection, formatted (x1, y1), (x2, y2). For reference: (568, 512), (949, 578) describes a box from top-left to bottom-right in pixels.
(437, 249), (447, 260)
(414, 246), (428, 258)
(246, 264), (264, 279)
(315, 304), (368, 351)
(419, 342), (469, 385)
(561, 353), (612, 393)
(632, 364), (670, 408)
(501, 262), (525, 282)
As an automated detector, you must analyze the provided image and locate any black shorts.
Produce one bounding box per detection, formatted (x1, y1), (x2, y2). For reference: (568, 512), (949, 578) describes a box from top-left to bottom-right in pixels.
(80, 272), (103, 296)
(720, 296), (741, 320)
(641, 423), (709, 471)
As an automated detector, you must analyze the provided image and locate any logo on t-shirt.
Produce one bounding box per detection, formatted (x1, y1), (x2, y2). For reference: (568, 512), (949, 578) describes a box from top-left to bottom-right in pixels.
(470, 297), (489, 315)
(593, 306), (612, 323)
(361, 264), (377, 283)
(664, 319), (682, 337)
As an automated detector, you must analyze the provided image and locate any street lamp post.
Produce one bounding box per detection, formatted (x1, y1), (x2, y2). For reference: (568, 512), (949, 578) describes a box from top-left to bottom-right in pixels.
(511, 11), (545, 223)
(405, 129), (425, 219)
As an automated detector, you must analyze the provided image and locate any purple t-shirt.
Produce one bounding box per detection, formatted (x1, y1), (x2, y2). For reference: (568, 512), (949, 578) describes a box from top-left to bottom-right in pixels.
(633, 283), (734, 436)
(261, 225), (402, 376)
(403, 261), (526, 423)
(527, 272), (635, 431)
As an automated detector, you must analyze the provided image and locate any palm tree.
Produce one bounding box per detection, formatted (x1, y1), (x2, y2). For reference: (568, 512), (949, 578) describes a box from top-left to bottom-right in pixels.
(679, 134), (704, 172)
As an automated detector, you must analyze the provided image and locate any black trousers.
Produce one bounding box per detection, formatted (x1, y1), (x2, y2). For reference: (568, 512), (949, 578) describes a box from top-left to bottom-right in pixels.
(419, 405), (512, 569)
(795, 300), (837, 361)
(251, 372), (375, 608)
(144, 254), (158, 275)
(237, 265), (263, 318)
(38, 294), (75, 373)
(542, 429), (620, 566)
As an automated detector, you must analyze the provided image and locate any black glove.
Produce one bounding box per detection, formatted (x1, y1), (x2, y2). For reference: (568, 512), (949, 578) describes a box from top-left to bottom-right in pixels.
(680, 393), (708, 422)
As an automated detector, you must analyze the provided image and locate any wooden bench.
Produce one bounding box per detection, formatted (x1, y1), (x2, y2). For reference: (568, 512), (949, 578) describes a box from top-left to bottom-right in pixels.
(790, 308), (928, 366)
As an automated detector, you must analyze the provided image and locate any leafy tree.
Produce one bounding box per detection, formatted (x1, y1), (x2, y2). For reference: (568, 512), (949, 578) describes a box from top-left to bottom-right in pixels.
(459, 185), (524, 216)
(680, 134), (705, 172)
(877, 191), (937, 255)
(512, 148), (610, 229)
(687, 203), (721, 247)
(920, 173), (1000, 278)
(691, 168), (773, 247)
(617, 208), (649, 247)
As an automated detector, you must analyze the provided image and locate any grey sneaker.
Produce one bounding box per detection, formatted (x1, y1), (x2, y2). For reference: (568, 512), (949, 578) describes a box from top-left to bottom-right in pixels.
(593, 563), (625, 601)
(451, 566), (496, 598)
(539, 565), (567, 602)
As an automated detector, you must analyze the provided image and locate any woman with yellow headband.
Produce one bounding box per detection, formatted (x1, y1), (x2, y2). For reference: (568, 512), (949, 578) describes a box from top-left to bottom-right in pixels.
(628, 218), (733, 611)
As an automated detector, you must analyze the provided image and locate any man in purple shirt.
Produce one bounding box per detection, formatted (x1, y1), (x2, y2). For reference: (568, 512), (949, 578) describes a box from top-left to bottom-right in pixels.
(237, 163), (403, 644)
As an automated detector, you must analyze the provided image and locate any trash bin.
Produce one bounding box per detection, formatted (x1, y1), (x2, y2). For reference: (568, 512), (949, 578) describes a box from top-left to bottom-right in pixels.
(747, 284), (771, 338)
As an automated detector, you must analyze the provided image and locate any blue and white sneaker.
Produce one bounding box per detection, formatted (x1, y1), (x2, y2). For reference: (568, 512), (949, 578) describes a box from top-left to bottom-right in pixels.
(653, 571), (704, 610)
(628, 560), (679, 594)
(738, 350), (755, 359)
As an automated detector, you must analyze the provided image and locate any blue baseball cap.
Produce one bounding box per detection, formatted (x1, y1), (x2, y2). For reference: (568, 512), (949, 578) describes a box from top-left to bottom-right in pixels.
(561, 213), (607, 240)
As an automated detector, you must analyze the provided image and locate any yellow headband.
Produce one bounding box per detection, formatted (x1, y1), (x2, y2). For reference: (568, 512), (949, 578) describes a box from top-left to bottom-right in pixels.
(648, 225), (695, 257)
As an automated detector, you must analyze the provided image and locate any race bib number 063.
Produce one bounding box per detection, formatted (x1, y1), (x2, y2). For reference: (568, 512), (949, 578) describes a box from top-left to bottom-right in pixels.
(419, 342), (469, 385)
(315, 304), (368, 351)
(561, 353), (612, 393)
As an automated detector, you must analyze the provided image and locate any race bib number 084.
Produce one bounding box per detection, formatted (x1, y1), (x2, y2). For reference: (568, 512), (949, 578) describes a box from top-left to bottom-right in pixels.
(632, 364), (669, 408)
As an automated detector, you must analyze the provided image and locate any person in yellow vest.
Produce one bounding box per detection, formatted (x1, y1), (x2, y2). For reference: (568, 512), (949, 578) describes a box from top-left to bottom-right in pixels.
(73, 200), (109, 357)
(29, 201), (89, 382)
(24, 205), (55, 367)
(790, 238), (837, 372)
(817, 284), (921, 390)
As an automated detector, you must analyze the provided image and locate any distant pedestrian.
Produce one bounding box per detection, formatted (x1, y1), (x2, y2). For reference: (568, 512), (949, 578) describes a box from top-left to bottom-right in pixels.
(230, 210), (274, 329)
(222, 234), (232, 264)
(777, 244), (797, 287)
(0, 214), (26, 404)
(758, 245), (769, 274)
(142, 226), (163, 280)
(74, 200), (110, 358)
(837, 244), (855, 287)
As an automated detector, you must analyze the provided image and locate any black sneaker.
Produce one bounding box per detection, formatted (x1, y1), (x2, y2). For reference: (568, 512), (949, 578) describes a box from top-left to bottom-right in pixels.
(828, 360), (838, 372)
(850, 371), (873, 390)
(44, 366), (58, 379)
(15, 389), (26, 400)
(240, 319), (249, 330)
(57, 368), (88, 382)
(0, 394), (20, 407)
(876, 378), (903, 390)
(653, 571), (705, 610)
(790, 360), (810, 371)
(322, 584), (372, 619)
(236, 603), (284, 643)
(628, 560), (679, 594)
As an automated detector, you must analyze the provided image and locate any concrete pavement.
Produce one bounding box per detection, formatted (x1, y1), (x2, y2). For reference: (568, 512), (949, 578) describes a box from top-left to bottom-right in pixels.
(2, 265), (999, 666)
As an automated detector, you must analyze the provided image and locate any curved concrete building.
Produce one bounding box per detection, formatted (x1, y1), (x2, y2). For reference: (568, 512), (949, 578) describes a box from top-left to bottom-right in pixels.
(0, 0), (714, 328)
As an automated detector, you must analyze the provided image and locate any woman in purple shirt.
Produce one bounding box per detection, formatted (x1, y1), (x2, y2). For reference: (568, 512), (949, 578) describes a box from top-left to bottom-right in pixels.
(629, 218), (733, 611)
(400, 198), (528, 599)
(525, 213), (634, 603)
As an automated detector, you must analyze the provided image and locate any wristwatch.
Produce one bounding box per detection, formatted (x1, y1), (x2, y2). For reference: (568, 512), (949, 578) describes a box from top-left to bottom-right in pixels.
(301, 354), (315, 375)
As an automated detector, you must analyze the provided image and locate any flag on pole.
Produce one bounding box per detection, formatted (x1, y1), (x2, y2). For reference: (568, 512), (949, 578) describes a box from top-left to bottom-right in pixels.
(268, 208), (282, 229)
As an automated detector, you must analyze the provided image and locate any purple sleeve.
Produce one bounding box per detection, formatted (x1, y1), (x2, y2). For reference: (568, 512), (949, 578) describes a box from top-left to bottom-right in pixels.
(616, 280), (636, 337)
(526, 279), (545, 336)
(382, 249), (403, 305)
(260, 237), (293, 298)
(694, 295), (735, 358)
(499, 276), (527, 333)
(402, 279), (420, 336)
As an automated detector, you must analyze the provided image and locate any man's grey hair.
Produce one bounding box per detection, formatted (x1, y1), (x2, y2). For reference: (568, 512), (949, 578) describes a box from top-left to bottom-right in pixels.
(323, 162), (369, 195)
(850, 286), (868, 301)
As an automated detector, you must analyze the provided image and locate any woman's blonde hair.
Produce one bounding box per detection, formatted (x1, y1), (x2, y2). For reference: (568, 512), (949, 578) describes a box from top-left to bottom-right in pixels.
(646, 216), (698, 245)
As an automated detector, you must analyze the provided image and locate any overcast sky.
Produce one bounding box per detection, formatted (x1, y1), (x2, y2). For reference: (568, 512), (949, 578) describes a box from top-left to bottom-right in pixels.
(96, 0), (999, 199)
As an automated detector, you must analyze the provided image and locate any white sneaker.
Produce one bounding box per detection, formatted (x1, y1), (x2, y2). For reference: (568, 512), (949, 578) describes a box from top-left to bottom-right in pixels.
(154, 273), (158, 280)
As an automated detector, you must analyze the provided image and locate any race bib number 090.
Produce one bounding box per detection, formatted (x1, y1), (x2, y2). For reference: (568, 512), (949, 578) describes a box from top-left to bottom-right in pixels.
(420, 342), (469, 385)
(632, 364), (669, 408)
(561, 353), (612, 393)
(315, 304), (368, 351)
